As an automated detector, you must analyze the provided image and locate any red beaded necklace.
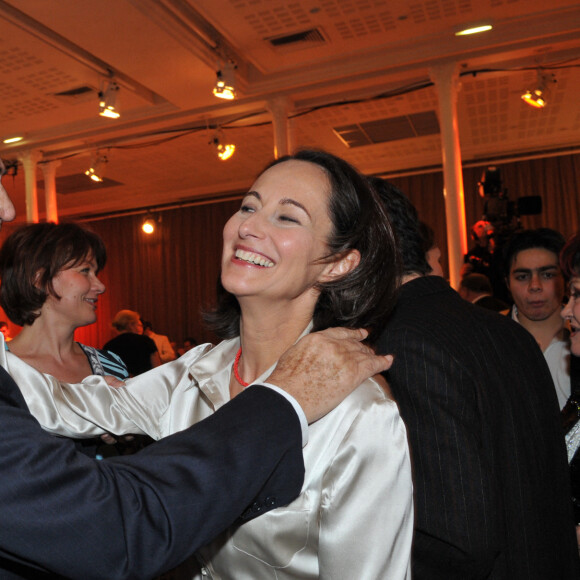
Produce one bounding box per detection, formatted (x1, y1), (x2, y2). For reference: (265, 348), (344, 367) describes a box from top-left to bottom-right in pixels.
(233, 347), (249, 388)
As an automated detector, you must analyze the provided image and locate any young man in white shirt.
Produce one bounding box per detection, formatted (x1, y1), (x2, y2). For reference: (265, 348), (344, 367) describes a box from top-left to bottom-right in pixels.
(503, 228), (569, 408)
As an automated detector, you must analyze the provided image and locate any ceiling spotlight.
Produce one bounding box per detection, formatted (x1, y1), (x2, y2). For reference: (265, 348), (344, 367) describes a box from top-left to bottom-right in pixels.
(216, 142), (236, 161)
(99, 80), (121, 119)
(521, 87), (546, 108)
(212, 61), (236, 100)
(211, 130), (236, 161)
(521, 71), (554, 109)
(85, 155), (108, 182)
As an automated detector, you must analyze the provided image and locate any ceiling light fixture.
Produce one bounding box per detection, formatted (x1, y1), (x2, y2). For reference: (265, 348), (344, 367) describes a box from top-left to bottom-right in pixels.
(212, 61), (237, 100)
(142, 218), (156, 234)
(84, 155), (108, 182)
(141, 213), (160, 234)
(521, 70), (554, 109)
(99, 80), (121, 119)
(2, 136), (23, 144)
(455, 23), (493, 36)
(211, 129), (236, 161)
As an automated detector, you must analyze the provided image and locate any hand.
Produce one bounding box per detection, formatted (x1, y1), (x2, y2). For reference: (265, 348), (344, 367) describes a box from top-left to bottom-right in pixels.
(100, 433), (136, 445)
(100, 433), (118, 445)
(266, 327), (394, 423)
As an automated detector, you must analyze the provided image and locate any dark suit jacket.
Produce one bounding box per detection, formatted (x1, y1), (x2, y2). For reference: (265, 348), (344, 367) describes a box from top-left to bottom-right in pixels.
(376, 276), (579, 580)
(0, 368), (304, 579)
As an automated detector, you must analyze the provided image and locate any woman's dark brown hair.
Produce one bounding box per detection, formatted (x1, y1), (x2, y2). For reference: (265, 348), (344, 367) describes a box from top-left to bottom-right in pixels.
(0, 222), (106, 326)
(204, 148), (400, 344)
(561, 230), (580, 279)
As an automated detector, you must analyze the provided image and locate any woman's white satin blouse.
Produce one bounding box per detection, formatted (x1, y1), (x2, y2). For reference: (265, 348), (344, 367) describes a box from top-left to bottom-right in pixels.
(1, 337), (413, 579)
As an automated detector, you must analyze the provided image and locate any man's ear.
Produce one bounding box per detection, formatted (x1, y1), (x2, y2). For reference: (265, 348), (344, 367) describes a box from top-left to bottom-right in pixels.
(321, 249), (361, 282)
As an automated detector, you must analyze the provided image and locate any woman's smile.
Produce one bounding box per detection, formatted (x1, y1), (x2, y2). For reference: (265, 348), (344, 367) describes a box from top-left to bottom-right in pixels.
(233, 247), (275, 268)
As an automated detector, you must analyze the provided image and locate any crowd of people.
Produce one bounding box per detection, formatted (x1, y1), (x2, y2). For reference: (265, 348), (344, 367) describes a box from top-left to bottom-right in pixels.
(0, 150), (579, 579)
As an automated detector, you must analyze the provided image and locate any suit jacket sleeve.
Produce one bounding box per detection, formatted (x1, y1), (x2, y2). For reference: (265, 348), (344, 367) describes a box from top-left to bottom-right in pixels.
(0, 370), (304, 580)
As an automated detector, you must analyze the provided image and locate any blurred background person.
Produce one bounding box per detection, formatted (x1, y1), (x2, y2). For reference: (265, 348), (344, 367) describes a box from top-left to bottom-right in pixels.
(503, 228), (569, 409)
(419, 221), (444, 278)
(462, 219), (509, 302)
(177, 336), (198, 357)
(142, 320), (176, 363)
(0, 321), (12, 342)
(459, 273), (508, 312)
(104, 309), (161, 376)
(462, 219), (495, 278)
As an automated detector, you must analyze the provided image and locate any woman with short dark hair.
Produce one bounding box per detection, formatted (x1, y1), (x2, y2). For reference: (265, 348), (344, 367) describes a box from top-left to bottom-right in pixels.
(7, 150), (413, 578)
(0, 222), (128, 455)
(0, 222), (126, 381)
(560, 231), (580, 553)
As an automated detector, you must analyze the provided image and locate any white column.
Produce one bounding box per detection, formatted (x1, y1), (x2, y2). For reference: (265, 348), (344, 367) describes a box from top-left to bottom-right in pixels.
(41, 160), (61, 223)
(268, 97), (292, 159)
(430, 63), (468, 290)
(19, 151), (42, 223)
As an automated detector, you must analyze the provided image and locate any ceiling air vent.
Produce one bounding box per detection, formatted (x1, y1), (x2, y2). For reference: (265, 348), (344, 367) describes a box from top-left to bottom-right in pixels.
(37, 174), (122, 195)
(267, 28), (326, 50)
(52, 85), (97, 103)
(334, 111), (440, 148)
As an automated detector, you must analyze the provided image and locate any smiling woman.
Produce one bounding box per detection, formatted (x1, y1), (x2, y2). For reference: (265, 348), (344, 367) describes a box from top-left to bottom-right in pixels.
(7, 150), (414, 579)
(561, 232), (580, 358)
(559, 231), (580, 550)
(0, 222), (129, 456)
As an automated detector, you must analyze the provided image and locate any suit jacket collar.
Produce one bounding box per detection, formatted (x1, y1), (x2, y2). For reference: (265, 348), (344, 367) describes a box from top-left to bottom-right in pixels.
(399, 275), (452, 301)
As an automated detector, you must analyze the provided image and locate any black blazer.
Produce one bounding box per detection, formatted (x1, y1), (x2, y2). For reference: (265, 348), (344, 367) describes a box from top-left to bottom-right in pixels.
(0, 369), (304, 579)
(376, 276), (579, 580)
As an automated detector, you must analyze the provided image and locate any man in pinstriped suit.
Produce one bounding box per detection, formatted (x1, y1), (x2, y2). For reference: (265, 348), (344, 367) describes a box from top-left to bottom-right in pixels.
(372, 177), (579, 579)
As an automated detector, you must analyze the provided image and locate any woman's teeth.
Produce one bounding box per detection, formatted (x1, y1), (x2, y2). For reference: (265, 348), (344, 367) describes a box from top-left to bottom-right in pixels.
(235, 249), (274, 267)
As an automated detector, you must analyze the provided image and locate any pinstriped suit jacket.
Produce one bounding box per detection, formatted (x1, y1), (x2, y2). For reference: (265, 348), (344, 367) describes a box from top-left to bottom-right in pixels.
(377, 276), (579, 580)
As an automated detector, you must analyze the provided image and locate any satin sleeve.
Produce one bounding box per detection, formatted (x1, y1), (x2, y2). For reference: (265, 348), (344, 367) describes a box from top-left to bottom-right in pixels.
(0, 344), (211, 440)
(318, 393), (413, 579)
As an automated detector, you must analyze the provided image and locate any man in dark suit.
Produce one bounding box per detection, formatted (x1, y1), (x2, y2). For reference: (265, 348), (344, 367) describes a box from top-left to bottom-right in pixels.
(0, 159), (392, 580)
(371, 177), (579, 580)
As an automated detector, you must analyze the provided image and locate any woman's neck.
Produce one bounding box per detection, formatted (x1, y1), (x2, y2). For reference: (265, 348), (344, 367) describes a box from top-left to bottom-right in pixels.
(10, 318), (76, 357)
(232, 299), (314, 393)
